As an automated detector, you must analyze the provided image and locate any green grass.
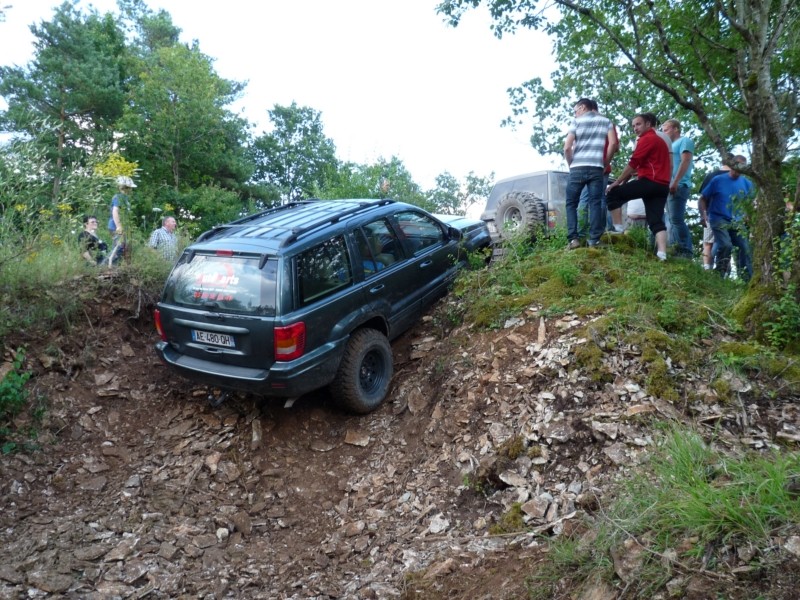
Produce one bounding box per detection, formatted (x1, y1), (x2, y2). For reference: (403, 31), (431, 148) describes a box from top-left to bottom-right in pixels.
(455, 229), (741, 334)
(449, 231), (800, 598)
(0, 218), (174, 339)
(527, 427), (800, 599)
(453, 228), (800, 399)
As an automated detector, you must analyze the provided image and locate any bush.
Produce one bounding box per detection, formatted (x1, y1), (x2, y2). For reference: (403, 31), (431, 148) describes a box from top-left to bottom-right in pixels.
(0, 348), (31, 422)
(763, 283), (800, 351)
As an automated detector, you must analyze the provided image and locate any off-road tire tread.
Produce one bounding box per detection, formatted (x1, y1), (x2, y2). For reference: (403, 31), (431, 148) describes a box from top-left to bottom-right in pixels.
(331, 328), (393, 414)
(495, 191), (547, 241)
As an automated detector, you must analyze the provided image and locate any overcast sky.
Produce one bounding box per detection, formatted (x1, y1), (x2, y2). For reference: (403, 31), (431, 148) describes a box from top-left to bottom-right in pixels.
(0, 0), (562, 188)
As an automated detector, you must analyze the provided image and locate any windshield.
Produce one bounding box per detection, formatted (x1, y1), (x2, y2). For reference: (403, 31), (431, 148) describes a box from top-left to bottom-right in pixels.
(162, 253), (278, 316)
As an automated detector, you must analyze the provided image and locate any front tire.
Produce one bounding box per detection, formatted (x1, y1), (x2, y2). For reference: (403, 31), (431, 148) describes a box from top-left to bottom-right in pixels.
(331, 328), (393, 414)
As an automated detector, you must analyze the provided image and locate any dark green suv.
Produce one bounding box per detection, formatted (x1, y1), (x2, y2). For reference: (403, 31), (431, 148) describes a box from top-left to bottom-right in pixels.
(154, 199), (488, 413)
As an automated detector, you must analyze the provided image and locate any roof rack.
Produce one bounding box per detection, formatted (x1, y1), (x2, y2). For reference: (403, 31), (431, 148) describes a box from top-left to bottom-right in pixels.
(195, 201), (305, 243)
(280, 199), (395, 247)
(195, 199), (396, 245)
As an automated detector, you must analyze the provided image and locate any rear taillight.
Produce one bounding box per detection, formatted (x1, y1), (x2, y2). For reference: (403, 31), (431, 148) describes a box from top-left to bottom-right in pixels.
(154, 309), (166, 341)
(274, 322), (305, 361)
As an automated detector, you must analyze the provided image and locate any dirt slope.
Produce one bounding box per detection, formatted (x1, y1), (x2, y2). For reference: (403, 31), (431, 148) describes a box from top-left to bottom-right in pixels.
(1, 277), (798, 599)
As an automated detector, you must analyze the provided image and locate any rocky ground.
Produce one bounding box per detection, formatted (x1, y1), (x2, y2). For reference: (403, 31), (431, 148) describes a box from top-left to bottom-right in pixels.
(1, 281), (799, 599)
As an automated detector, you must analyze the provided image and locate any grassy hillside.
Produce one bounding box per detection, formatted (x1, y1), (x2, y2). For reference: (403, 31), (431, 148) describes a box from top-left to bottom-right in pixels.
(1, 225), (799, 598)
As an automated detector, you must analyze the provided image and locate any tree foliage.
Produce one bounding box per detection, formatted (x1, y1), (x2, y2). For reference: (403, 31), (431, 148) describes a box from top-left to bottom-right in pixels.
(0, 1), (493, 241)
(437, 0), (800, 335)
(0, 2), (127, 200)
(116, 0), (181, 54)
(0, 0), (257, 234)
(319, 156), (430, 207)
(117, 43), (249, 191)
(252, 103), (339, 202)
(426, 170), (494, 215)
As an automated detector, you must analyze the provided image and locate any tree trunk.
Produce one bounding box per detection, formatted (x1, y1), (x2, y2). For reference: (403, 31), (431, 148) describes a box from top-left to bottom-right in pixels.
(52, 102), (66, 204)
(732, 21), (799, 337)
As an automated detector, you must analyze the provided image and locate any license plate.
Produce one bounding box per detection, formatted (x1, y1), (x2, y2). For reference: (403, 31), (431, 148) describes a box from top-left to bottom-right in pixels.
(192, 329), (235, 348)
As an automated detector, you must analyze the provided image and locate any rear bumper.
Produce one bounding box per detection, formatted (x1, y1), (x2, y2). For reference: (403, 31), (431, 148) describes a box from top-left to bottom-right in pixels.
(155, 340), (343, 398)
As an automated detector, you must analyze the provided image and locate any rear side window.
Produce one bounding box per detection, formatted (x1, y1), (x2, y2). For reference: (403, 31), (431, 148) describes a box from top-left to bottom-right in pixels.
(298, 235), (352, 305)
(550, 172), (569, 204)
(394, 211), (445, 255)
(514, 173), (548, 198)
(162, 254), (277, 316)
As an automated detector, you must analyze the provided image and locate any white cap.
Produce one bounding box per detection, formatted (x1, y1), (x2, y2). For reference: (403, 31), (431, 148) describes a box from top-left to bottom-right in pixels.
(116, 175), (137, 188)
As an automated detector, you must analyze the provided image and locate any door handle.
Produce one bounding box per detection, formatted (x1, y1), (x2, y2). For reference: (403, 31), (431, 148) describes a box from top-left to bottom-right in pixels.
(369, 285), (385, 293)
(419, 260), (433, 268)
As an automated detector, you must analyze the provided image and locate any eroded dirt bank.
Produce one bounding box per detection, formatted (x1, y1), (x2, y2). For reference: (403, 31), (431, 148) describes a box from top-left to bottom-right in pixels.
(1, 283), (799, 599)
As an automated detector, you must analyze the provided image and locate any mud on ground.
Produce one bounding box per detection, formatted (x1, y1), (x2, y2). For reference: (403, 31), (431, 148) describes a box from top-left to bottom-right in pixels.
(1, 276), (799, 599)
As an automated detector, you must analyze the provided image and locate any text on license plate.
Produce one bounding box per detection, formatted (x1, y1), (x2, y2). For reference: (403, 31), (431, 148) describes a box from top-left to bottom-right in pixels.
(192, 329), (235, 348)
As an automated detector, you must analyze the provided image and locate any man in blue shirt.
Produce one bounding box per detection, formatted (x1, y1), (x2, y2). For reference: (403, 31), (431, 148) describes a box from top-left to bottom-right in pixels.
(108, 175), (136, 266)
(699, 156), (753, 281)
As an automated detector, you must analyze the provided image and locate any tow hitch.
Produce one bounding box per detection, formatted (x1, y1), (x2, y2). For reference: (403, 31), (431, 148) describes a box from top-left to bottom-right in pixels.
(207, 389), (231, 408)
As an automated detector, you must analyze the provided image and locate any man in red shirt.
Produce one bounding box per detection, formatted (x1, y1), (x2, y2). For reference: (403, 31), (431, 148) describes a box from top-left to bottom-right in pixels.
(606, 112), (671, 260)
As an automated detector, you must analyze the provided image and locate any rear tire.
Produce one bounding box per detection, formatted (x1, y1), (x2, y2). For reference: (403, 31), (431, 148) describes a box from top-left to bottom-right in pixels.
(331, 328), (393, 414)
(495, 191), (547, 241)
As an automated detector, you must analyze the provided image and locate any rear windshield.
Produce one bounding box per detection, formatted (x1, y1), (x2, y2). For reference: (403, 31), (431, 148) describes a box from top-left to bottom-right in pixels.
(162, 253), (278, 316)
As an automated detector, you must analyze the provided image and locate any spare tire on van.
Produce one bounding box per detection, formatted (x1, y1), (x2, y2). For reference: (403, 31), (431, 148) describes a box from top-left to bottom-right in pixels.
(495, 190), (547, 241)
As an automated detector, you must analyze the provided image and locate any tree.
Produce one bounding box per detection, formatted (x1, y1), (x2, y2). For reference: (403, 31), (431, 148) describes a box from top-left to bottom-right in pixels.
(117, 43), (249, 192)
(316, 156), (430, 208)
(0, 2), (127, 202)
(437, 0), (800, 335)
(112, 1), (255, 228)
(252, 103), (339, 202)
(319, 162), (378, 200)
(116, 0), (181, 54)
(365, 156), (429, 208)
(426, 170), (494, 215)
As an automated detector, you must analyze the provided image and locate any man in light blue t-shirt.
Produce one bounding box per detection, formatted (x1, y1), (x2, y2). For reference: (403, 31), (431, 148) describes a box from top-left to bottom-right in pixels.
(661, 119), (694, 258)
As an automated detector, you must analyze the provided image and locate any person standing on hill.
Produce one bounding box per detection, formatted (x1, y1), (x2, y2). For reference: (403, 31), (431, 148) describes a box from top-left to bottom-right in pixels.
(697, 163), (731, 271)
(577, 99), (619, 238)
(564, 98), (619, 249)
(699, 155), (753, 281)
(148, 216), (178, 261)
(606, 113), (672, 261)
(108, 175), (136, 266)
(661, 119), (695, 258)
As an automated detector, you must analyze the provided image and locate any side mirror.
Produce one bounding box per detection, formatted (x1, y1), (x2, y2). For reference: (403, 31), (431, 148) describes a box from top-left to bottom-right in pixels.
(448, 226), (463, 241)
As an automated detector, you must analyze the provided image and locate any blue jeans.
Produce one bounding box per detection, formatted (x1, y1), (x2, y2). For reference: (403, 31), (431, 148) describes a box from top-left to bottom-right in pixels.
(710, 219), (752, 282)
(578, 174), (611, 238)
(108, 231), (125, 266)
(667, 185), (693, 257)
(566, 166), (605, 244)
